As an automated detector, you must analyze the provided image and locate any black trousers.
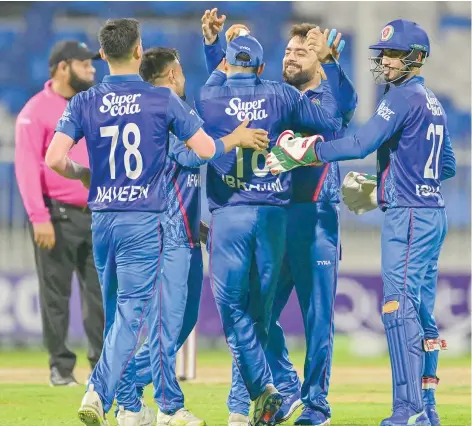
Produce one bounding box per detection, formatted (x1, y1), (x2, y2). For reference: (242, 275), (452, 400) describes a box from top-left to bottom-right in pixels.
(30, 198), (104, 375)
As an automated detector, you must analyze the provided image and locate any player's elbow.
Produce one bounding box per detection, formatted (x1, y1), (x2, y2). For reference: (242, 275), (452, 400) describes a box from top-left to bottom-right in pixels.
(45, 148), (62, 171)
(197, 142), (216, 159)
(441, 166), (456, 181)
(186, 128), (216, 159)
(331, 118), (343, 132)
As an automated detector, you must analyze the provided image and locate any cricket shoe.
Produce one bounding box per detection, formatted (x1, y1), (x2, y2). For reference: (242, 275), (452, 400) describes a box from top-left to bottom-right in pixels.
(294, 407), (330, 425)
(274, 390), (302, 424)
(251, 384), (283, 426)
(380, 407), (431, 426)
(425, 405), (440, 426)
(116, 402), (156, 426)
(228, 413), (250, 426)
(78, 384), (109, 426)
(156, 408), (206, 426)
(49, 366), (78, 387)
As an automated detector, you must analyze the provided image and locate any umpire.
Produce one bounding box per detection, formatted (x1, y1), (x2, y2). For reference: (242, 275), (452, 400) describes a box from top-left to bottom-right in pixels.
(14, 40), (104, 386)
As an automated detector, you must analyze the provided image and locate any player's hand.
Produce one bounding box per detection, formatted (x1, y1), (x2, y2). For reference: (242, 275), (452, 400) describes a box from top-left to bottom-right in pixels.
(225, 24), (250, 44)
(266, 131), (324, 175)
(307, 27), (334, 63)
(33, 221), (56, 250)
(327, 29), (345, 61)
(233, 118), (269, 151)
(80, 168), (91, 189)
(202, 8), (226, 45)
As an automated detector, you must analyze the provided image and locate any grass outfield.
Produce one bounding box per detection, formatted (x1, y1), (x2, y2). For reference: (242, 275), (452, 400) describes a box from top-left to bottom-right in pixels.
(0, 338), (470, 426)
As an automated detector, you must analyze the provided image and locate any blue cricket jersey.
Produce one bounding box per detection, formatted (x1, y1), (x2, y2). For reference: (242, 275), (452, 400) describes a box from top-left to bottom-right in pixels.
(195, 71), (342, 212)
(291, 62), (357, 204)
(316, 76), (456, 209)
(164, 134), (207, 248)
(202, 38), (358, 205)
(56, 74), (203, 212)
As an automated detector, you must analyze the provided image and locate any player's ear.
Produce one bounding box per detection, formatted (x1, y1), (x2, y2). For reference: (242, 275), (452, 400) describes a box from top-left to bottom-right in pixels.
(58, 60), (68, 74)
(134, 43), (143, 60)
(99, 48), (108, 63)
(256, 63), (265, 76)
(168, 68), (176, 84)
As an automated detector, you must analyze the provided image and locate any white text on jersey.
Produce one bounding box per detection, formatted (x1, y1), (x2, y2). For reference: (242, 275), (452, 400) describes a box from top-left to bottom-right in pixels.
(225, 98), (268, 121)
(426, 92), (443, 116)
(221, 175), (283, 192)
(377, 101), (395, 121)
(95, 184), (150, 203)
(99, 93), (142, 116)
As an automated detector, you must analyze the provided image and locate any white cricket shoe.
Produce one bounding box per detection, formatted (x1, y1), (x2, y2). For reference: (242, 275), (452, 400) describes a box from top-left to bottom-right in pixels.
(252, 384), (283, 426)
(228, 413), (250, 426)
(156, 408), (206, 426)
(78, 384), (109, 426)
(116, 402), (156, 426)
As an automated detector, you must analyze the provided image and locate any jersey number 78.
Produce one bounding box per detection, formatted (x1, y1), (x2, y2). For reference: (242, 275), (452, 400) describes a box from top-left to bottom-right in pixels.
(100, 123), (143, 180)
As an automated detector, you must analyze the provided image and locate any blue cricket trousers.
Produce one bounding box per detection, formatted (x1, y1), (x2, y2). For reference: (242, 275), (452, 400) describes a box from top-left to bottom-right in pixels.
(227, 202), (340, 417)
(89, 211), (161, 414)
(210, 205), (287, 401)
(133, 246), (203, 413)
(381, 207), (447, 413)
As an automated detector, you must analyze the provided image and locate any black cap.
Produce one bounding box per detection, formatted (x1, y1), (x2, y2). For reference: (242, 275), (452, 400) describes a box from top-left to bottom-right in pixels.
(49, 40), (100, 67)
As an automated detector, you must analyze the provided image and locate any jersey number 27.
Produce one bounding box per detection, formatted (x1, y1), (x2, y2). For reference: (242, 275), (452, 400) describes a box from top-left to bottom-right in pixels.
(424, 123), (444, 179)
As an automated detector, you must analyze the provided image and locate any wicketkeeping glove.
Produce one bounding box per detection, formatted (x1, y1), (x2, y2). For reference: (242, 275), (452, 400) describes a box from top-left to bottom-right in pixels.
(266, 130), (324, 175)
(341, 171), (378, 215)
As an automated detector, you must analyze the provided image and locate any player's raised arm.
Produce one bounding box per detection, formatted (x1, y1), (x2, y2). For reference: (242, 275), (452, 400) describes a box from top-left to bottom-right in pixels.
(201, 8), (227, 73)
(307, 27), (358, 122)
(45, 95), (90, 186)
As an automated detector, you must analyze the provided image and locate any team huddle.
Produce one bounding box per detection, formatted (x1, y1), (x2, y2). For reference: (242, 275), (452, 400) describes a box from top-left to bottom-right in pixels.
(45, 8), (455, 426)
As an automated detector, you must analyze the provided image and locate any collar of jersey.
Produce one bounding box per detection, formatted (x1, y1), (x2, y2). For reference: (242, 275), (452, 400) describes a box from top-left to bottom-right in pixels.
(103, 74), (144, 83)
(398, 75), (425, 87)
(305, 80), (328, 97)
(226, 73), (260, 86)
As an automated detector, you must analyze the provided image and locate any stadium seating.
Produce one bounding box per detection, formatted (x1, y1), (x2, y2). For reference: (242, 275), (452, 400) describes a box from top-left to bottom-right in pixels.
(0, 2), (469, 229)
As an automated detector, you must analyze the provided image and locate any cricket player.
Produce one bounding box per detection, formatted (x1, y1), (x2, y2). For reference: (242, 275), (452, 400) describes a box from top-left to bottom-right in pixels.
(202, 13), (357, 425)
(46, 18), (268, 426)
(267, 19), (456, 426)
(194, 26), (351, 424)
(132, 47), (269, 426)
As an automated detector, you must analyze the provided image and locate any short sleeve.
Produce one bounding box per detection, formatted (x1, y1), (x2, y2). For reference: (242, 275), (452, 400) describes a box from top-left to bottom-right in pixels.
(55, 94), (84, 143)
(167, 91), (204, 141)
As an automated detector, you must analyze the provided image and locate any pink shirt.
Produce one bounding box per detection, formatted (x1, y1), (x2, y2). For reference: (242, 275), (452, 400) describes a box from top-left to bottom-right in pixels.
(15, 80), (89, 224)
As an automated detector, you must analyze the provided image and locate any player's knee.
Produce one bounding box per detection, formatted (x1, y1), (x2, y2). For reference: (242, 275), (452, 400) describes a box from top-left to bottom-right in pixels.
(381, 294), (419, 325)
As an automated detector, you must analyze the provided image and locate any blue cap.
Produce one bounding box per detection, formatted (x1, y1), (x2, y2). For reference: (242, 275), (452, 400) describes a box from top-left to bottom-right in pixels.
(369, 19), (430, 57)
(226, 35), (264, 67)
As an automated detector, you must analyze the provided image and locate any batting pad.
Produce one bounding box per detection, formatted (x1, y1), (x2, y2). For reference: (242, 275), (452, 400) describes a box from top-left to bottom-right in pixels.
(382, 294), (424, 413)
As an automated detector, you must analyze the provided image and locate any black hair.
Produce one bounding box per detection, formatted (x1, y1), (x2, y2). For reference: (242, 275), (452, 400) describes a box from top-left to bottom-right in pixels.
(234, 52), (257, 73)
(98, 18), (140, 62)
(140, 47), (180, 82)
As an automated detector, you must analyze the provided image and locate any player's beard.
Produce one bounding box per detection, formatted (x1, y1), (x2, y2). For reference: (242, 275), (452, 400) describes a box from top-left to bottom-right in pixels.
(282, 67), (313, 91)
(68, 68), (94, 94)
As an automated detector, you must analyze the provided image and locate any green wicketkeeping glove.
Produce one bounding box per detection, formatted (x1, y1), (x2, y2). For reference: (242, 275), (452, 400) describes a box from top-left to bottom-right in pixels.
(341, 171), (378, 214)
(266, 130), (325, 175)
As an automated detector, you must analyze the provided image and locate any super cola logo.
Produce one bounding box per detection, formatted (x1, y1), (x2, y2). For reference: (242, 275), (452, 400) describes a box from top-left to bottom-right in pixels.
(225, 97), (268, 121)
(100, 93), (142, 116)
